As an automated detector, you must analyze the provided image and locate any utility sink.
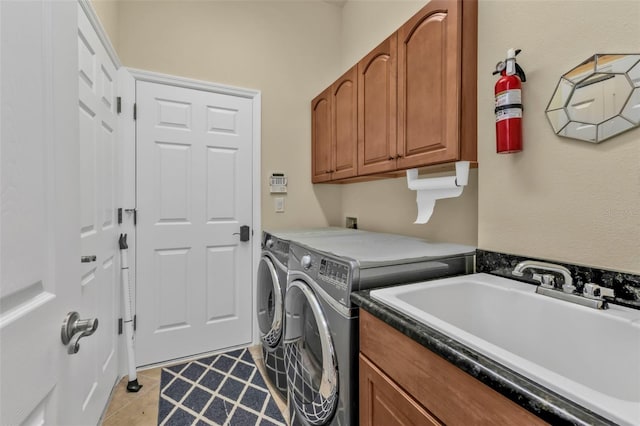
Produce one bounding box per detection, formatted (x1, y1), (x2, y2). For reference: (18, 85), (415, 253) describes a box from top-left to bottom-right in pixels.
(370, 273), (640, 426)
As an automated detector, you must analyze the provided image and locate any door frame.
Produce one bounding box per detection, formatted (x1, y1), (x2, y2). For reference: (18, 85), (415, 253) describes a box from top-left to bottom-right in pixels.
(122, 68), (263, 356)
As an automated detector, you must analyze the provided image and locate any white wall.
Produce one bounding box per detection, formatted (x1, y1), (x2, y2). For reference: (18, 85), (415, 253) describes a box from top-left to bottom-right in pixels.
(477, 0), (640, 273)
(89, 0), (119, 52)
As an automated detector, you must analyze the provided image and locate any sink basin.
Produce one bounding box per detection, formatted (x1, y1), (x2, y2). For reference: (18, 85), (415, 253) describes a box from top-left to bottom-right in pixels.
(370, 273), (640, 425)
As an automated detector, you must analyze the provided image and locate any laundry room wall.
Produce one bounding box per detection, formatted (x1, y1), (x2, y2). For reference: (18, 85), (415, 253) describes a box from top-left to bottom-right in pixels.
(335, 0), (479, 246)
(477, 0), (640, 273)
(95, 0), (345, 231)
(90, 0), (120, 52)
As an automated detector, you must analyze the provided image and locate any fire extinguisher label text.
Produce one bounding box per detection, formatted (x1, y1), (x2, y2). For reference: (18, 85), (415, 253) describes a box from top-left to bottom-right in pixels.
(496, 108), (522, 122)
(495, 89), (521, 107)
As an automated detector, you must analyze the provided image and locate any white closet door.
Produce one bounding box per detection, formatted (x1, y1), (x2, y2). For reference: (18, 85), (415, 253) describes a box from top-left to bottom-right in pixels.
(136, 80), (254, 365)
(69, 4), (120, 424)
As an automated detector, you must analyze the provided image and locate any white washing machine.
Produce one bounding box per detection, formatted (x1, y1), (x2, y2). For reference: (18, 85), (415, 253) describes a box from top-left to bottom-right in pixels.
(257, 228), (361, 400)
(283, 234), (476, 426)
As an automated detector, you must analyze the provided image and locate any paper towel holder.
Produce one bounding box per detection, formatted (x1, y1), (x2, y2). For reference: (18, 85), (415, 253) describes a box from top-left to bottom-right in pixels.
(406, 161), (470, 224)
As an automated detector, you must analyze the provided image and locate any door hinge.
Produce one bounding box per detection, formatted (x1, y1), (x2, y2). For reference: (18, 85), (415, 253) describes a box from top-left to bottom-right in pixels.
(118, 316), (137, 334)
(124, 208), (137, 225)
(133, 103), (137, 120)
(116, 97), (122, 114)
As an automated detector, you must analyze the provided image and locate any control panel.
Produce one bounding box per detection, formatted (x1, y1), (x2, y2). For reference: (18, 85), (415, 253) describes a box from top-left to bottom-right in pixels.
(318, 258), (349, 291)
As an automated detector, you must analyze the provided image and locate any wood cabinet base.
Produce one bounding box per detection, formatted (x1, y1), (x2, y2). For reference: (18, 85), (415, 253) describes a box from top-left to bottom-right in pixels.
(359, 311), (547, 425)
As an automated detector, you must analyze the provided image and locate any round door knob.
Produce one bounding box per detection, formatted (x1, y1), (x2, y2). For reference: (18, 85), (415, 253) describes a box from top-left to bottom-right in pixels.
(301, 255), (312, 270)
(266, 239), (274, 249)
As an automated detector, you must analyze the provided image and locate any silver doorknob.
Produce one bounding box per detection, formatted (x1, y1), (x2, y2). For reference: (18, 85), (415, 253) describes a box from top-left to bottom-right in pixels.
(61, 311), (98, 355)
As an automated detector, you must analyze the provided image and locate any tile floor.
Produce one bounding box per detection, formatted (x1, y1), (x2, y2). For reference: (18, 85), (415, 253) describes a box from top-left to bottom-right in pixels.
(101, 346), (288, 426)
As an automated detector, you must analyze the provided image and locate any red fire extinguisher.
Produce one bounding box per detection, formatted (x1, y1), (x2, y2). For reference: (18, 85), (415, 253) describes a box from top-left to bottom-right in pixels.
(493, 48), (526, 153)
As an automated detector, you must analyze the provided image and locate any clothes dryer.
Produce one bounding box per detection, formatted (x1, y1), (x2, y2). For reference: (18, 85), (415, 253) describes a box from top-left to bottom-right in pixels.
(258, 228), (360, 399)
(283, 235), (475, 425)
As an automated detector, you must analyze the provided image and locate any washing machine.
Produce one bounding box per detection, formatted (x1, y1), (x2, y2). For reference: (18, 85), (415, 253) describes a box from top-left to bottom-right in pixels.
(283, 235), (475, 426)
(257, 228), (361, 399)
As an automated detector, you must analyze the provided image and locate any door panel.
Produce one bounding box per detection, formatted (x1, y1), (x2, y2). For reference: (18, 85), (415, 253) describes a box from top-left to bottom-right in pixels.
(1, 1), (78, 424)
(331, 66), (358, 181)
(311, 88), (332, 183)
(137, 81), (253, 365)
(358, 34), (398, 175)
(397, 0), (461, 168)
(76, 3), (119, 423)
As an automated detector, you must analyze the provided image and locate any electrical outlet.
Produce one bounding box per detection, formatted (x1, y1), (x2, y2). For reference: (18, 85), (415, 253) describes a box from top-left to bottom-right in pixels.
(346, 217), (358, 229)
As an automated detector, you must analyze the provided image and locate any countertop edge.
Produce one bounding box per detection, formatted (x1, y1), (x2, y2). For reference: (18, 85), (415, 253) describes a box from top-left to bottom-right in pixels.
(352, 290), (615, 426)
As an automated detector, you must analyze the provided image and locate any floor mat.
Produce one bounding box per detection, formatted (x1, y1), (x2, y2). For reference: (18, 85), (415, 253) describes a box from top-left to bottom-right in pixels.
(158, 348), (287, 426)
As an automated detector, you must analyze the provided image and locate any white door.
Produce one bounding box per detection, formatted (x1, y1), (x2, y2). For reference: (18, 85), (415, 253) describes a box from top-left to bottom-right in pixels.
(73, 3), (120, 423)
(1, 1), (81, 424)
(136, 80), (254, 366)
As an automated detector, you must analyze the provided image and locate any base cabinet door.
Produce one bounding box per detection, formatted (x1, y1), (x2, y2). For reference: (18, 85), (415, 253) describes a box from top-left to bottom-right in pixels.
(360, 355), (442, 426)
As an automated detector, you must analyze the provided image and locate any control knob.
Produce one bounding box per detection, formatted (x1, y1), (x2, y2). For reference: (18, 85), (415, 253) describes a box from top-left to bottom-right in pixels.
(301, 255), (312, 270)
(265, 239), (274, 249)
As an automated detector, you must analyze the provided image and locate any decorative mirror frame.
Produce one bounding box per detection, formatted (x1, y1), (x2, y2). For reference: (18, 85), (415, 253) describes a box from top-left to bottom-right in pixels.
(545, 54), (640, 143)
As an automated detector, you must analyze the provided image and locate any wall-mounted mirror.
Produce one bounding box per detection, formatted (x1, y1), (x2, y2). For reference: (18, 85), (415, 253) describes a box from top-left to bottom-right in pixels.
(545, 54), (640, 143)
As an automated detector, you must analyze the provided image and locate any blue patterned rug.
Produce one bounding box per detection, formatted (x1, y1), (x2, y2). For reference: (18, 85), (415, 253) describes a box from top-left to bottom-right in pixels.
(158, 348), (287, 426)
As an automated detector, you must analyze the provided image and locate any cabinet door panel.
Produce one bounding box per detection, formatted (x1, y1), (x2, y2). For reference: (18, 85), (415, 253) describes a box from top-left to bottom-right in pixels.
(358, 34), (397, 176)
(360, 355), (442, 426)
(332, 67), (358, 181)
(312, 87), (333, 183)
(397, 0), (461, 168)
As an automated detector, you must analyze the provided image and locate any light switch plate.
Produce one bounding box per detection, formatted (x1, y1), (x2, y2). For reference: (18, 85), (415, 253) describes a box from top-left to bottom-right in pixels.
(275, 197), (285, 213)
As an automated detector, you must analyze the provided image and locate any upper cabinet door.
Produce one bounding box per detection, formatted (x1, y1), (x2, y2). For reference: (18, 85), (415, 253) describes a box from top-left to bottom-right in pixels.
(397, 0), (461, 169)
(312, 86), (333, 183)
(357, 34), (398, 176)
(332, 66), (358, 181)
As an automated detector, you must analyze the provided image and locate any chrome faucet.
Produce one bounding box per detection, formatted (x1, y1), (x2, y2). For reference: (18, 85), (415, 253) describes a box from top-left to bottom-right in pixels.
(512, 260), (612, 309)
(512, 260), (576, 293)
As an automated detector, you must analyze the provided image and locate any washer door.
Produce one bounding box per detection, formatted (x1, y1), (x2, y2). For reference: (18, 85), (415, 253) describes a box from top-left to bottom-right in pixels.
(257, 255), (283, 350)
(284, 280), (338, 425)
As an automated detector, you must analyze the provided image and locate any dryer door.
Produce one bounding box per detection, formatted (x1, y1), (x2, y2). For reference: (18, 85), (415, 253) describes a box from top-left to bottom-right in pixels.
(284, 280), (338, 425)
(257, 255), (284, 349)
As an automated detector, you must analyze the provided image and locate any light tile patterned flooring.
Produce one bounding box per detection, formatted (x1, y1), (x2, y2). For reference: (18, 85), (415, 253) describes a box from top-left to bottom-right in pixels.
(101, 346), (287, 426)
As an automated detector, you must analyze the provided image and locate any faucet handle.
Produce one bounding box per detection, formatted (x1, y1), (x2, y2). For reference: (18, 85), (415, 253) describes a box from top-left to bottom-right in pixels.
(583, 283), (615, 300)
(532, 273), (556, 289)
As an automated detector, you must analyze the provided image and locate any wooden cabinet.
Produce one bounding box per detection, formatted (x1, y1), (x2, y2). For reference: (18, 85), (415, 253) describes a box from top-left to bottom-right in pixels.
(360, 354), (441, 426)
(397, 0), (470, 169)
(311, 86), (332, 183)
(357, 34), (397, 176)
(312, 0), (477, 183)
(359, 311), (548, 425)
(311, 67), (357, 183)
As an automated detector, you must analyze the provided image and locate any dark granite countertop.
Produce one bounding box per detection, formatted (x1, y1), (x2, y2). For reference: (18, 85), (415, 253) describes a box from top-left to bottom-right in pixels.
(352, 290), (615, 426)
